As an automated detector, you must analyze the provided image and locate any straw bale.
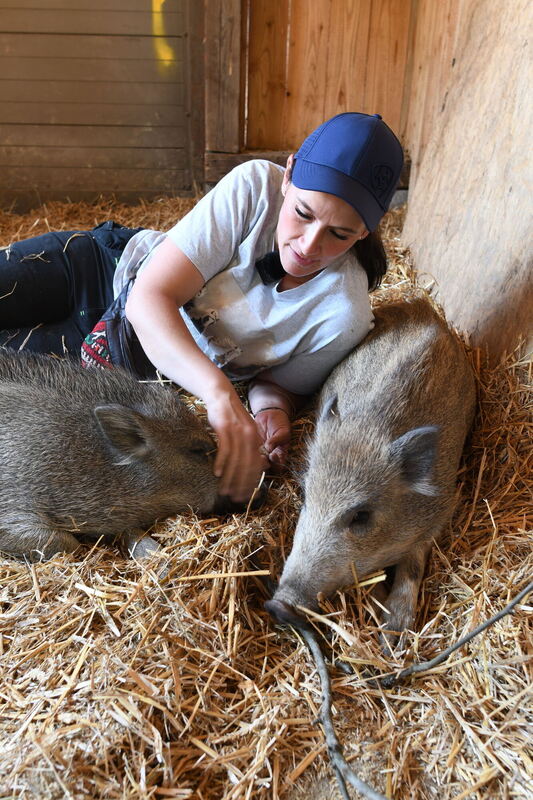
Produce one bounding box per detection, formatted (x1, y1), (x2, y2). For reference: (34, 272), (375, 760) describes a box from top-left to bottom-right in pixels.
(0, 196), (531, 800)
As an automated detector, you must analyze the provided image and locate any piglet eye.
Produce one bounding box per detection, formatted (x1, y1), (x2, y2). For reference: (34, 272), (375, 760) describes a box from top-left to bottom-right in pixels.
(349, 508), (371, 527)
(188, 440), (215, 459)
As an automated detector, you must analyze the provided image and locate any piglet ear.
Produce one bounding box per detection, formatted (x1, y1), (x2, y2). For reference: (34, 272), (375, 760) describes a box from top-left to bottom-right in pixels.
(319, 394), (339, 423)
(94, 404), (151, 465)
(390, 426), (440, 496)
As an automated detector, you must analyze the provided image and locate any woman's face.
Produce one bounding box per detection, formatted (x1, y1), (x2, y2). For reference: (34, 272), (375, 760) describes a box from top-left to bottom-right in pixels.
(276, 157), (368, 287)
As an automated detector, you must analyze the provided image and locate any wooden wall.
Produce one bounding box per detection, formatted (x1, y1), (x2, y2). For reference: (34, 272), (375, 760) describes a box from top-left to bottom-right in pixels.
(402, 0), (465, 181)
(0, 0), (196, 209)
(244, 0), (415, 152)
(402, 0), (532, 361)
(0, 0), (450, 205)
(204, 0), (417, 182)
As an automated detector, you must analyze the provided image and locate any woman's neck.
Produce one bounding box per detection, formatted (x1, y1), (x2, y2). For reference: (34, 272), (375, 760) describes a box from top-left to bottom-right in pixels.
(277, 270), (324, 292)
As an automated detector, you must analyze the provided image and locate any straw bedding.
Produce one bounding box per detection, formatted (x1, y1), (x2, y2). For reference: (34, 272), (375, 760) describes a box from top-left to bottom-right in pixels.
(0, 197), (531, 800)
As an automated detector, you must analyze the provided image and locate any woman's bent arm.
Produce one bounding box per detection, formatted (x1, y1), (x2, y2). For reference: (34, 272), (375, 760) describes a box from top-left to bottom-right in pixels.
(125, 236), (264, 502)
(248, 377), (309, 466)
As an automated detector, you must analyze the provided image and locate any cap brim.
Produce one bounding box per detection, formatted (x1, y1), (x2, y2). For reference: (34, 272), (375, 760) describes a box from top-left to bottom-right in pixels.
(292, 159), (384, 231)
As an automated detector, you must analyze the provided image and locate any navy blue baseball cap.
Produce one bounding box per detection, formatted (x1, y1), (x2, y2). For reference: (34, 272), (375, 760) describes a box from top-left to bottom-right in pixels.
(292, 112), (404, 231)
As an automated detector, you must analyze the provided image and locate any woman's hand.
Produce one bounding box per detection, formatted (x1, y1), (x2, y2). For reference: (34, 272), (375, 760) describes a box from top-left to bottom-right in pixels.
(253, 408), (291, 467)
(126, 241), (307, 499)
(126, 239), (267, 503)
(205, 388), (267, 502)
(248, 375), (308, 468)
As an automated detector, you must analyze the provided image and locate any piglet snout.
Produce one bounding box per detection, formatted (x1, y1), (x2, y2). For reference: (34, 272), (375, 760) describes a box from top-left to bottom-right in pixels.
(264, 597), (308, 627)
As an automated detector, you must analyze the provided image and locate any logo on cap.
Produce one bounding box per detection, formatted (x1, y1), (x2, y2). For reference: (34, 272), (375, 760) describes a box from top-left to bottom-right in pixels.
(371, 164), (394, 198)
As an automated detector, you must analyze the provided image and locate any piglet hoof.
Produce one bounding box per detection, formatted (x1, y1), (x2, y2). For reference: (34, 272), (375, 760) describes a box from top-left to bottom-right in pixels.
(121, 532), (171, 579)
(121, 531), (160, 560)
(379, 618), (411, 656)
(377, 671), (397, 689)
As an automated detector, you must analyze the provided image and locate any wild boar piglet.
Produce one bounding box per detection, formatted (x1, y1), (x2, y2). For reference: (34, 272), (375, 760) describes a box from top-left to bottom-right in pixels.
(266, 297), (476, 646)
(0, 349), (224, 562)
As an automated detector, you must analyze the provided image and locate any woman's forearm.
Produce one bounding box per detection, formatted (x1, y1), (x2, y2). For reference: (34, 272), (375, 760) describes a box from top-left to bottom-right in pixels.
(248, 377), (307, 419)
(124, 236), (236, 404)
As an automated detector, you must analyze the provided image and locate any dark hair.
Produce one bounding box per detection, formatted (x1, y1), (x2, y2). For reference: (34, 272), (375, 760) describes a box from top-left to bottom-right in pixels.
(284, 164), (388, 291)
(353, 230), (388, 291)
(254, 231), (388, 289)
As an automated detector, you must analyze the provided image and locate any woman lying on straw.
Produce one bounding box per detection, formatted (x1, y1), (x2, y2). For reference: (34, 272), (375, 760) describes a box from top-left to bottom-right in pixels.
(0, 113), (403, 503)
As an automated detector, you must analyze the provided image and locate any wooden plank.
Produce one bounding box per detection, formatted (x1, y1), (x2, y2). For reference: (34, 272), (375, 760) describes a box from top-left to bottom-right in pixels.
(322, 0), (372, 121)
(0, 146), (186, 170)
(0, 188), (194, 214)
(0, 80), (184, 106)
(0, 124), (185, 149)
(403, 0), (433, 169)
(0, 33), (183, 60)
(398, 0), (419, 144)
(183, 0), (206, 185)
(0, 56), (182, 83)
(281, 0), (336, 147)
(245, 0), (291, 150)
(0, 0), (175, 10)
(0, 166), (187, 194)
(402, 0), (533, 362)
(403, 0), (464, 174)
(204, 151), (292, 183)
(205, 149), (411, 186)
(364, 0), (413, 129)
(0, 9), (183, 37)
(0, 102), (185, 127)
(245, 0), (411, 151)
(205, 0), (241, 152)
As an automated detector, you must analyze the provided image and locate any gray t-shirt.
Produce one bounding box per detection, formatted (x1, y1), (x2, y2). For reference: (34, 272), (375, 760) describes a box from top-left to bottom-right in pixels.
(113, 160), (374, 394)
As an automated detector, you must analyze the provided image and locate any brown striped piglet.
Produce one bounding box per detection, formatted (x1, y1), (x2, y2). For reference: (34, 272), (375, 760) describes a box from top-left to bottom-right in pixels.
(0, 349), (257, 563)
(265, 297), (476, 647)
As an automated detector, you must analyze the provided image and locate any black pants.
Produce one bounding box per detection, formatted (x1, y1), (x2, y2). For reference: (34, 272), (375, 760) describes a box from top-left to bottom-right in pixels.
(0, 221), (141, 357)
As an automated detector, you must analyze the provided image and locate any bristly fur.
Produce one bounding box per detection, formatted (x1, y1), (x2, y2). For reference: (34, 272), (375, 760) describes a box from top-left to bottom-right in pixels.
(0, 348), (220, 560)
(269, 296), (476, 645)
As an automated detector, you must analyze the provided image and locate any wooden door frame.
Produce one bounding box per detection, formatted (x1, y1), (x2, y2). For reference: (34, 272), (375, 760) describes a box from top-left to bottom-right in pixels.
(199, 1), (408, 187)
(202, 0), (289, 183)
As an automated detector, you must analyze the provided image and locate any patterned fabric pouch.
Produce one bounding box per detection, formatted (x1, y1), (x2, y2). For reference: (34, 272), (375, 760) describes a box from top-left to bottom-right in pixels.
(80, 281), (156, 379)
(81, 319), (113, 369)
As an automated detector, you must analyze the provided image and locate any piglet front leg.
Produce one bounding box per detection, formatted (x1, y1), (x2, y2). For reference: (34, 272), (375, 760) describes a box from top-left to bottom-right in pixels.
(0, 519), (80, 562)
(379, 541), (432, 651)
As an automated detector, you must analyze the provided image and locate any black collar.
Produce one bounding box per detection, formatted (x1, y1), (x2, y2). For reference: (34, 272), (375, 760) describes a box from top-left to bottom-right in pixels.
(255, 251), (286, 284)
